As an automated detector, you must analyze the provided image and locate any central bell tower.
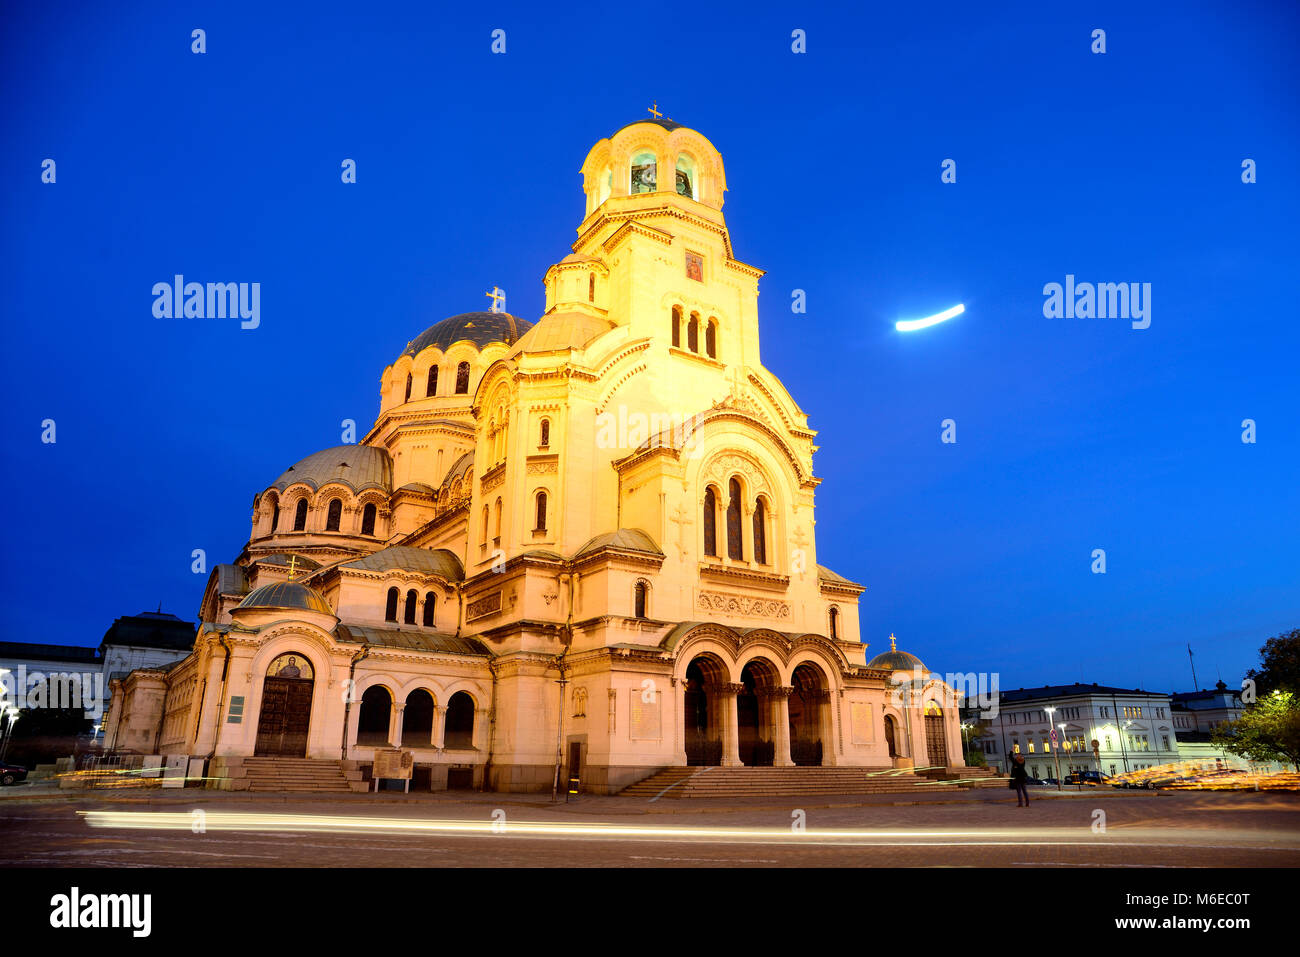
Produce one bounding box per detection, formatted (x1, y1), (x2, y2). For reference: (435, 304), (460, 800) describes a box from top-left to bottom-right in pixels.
(541, 114), (763, 374)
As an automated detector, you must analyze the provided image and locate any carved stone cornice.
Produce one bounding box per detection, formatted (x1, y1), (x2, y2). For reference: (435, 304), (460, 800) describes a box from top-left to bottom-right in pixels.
(699, 562), (789, 592)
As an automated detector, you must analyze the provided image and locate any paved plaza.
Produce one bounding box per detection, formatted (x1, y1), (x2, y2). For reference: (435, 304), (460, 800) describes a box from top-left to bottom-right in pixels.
(2, 784), (1297, 867)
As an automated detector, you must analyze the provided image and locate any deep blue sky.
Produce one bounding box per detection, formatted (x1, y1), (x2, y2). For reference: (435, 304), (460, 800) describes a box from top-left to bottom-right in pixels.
(2, 1), (1296, 693)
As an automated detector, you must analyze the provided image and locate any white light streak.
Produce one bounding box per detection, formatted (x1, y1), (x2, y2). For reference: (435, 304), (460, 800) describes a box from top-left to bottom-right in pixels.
(896, 303), (964, 332)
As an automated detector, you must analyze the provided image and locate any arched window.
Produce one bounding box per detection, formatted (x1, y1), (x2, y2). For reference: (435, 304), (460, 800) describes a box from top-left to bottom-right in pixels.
(455, 361), (470, 394)
(325, 498), (342, 532)
(445, 691), (475, 749)
(493, 497), (502, 539)
(828, 606), (839, 639)
(404, 373), (412, 402)
(404, 589), (418, 625)
(671, 306), (681, 348)
(539, 418), (550, 448)
(423, 591), (436, 627)
(534, 491), (548, 532)
(293, 499), (308, 531)
(271, 503), (280, 531)
(426, 365), (438, 397)
(675, 154), (697, 199)
(753, 498), (767, 564)
(703, 487), (717, 557)
(402, 689), (434, 747)
(726, 478), (743, 560)
(361, 503), (377, 536)
(597, 165), (612, 207)
(357, 686), (392, 746)
(630, 150), (656, 194)
(481, 504), (490, 541)
(588, 273), (595, 302)
(687, 313), (699, 353)
(385, 587), (399, 622)
(634, 581), (647, 619)
(705, 319), (717, 358)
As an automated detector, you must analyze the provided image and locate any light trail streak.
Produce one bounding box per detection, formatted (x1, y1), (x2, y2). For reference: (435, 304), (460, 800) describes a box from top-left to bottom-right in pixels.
(77, 810), (1299, 850)
(896, 303), (964, 332)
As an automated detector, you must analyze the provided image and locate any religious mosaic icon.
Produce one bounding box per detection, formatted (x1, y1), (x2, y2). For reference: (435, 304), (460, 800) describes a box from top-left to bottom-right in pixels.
(685, 251), (704, 282)
(267, 653), (313, 680)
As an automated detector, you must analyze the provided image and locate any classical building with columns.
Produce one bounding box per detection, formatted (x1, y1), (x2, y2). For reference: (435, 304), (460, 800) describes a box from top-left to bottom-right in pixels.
(105, 114), (967, 793)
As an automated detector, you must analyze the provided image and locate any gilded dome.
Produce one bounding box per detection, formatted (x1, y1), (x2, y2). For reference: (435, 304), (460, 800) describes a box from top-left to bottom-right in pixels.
(401, 312), (533, 359)
(235, 582), (334, 616)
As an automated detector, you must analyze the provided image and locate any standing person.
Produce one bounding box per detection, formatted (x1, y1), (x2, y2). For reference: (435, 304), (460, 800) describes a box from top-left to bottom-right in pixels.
(1010, 752), (1031, 806)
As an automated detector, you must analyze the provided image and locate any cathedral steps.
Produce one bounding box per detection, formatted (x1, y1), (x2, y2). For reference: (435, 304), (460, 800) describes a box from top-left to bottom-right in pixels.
(239, 757), (364, 793)
(619, 766), (991, 799)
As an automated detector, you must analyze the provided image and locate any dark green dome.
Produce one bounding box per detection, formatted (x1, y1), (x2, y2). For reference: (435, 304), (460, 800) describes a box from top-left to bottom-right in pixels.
(401, 312), (532, 358)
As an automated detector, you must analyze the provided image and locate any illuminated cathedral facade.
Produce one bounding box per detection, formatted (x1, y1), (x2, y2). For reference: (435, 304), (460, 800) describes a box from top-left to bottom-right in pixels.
(105, 116), (967, 793)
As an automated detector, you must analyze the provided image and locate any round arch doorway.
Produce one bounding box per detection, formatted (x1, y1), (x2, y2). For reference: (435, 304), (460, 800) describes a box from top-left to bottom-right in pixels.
(684, 655), (726, 766)
(254, 653), (315, 757)
(737, 659), (780, 767)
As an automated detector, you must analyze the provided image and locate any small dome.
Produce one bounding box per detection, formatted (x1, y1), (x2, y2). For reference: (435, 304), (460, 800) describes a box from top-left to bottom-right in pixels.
(508, 311), (614, 358)
(236, 582), (334, 616)
(272, 445), (392, 494)
(614, 117), (685, 136)
(401, 312), (533, 359)
(575, 528), (664, 558)
(866, 634), (927, 674)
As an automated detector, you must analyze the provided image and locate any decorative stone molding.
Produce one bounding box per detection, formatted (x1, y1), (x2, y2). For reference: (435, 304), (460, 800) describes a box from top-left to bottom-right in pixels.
(466, 591), (502, 621)
(697, 590), (790, 620)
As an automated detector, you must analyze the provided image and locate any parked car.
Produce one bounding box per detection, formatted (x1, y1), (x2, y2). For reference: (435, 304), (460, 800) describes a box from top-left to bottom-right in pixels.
(1026, 777), (1049, 786)
(1064, 771), (1113, 787)
(1041, 777), (1060, 787)
(0, 761), (28, 786)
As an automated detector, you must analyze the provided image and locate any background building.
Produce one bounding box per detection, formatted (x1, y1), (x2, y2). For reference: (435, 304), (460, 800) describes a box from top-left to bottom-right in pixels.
(966, 683), (1180, 779)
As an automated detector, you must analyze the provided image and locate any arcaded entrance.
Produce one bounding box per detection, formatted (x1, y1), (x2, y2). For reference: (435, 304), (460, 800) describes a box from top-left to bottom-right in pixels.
(684, 655), (725, 765)
(254, 653), (314, 757)
(737, 659), (780, 767)
(788, 662), (828, 766)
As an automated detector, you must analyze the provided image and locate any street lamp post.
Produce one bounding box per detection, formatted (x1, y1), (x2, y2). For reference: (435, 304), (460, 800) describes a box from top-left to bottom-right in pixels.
(1059, 723), (1077, 789)
(1044, 707), (1061, 790)
(0, 707), (19, 762)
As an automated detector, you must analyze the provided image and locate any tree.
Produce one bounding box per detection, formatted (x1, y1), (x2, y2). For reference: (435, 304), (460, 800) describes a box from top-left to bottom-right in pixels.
(1245, 628), (1300, 698)
(1211, 691), (1300, 771)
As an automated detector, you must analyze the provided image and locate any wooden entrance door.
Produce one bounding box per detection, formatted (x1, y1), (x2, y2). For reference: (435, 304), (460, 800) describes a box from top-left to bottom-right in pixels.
(255, 677), (313, 756)
(924, 713), (948, 768)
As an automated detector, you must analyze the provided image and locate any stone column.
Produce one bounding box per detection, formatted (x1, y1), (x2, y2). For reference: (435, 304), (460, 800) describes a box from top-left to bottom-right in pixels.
(721, 683), (743, 767)
(773, 687), (794, 766)
(433, 706), (447, 750)
(393, 704), (405, 748)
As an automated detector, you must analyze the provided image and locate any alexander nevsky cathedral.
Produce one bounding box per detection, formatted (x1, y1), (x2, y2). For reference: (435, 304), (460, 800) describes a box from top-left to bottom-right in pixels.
(106, 115), (969, 793)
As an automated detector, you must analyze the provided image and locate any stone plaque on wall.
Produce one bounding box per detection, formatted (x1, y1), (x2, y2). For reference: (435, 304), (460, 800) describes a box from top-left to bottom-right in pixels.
(629, 694), (661, 741)
(850, 702), (873, 745)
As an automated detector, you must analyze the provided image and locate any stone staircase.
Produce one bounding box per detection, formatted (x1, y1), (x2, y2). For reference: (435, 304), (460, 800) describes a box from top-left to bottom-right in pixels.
(620, 765), (994, 799)
(914, 765), (1006, 787)
(238, 757), (366, 793)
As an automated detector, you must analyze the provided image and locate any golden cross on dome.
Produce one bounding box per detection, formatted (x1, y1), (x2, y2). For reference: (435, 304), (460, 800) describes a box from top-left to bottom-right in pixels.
(485, 286), (506, 313)
(889, 633), (897, 652)
(648, 102), (662, 120)
(286, 556), (300, 581)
